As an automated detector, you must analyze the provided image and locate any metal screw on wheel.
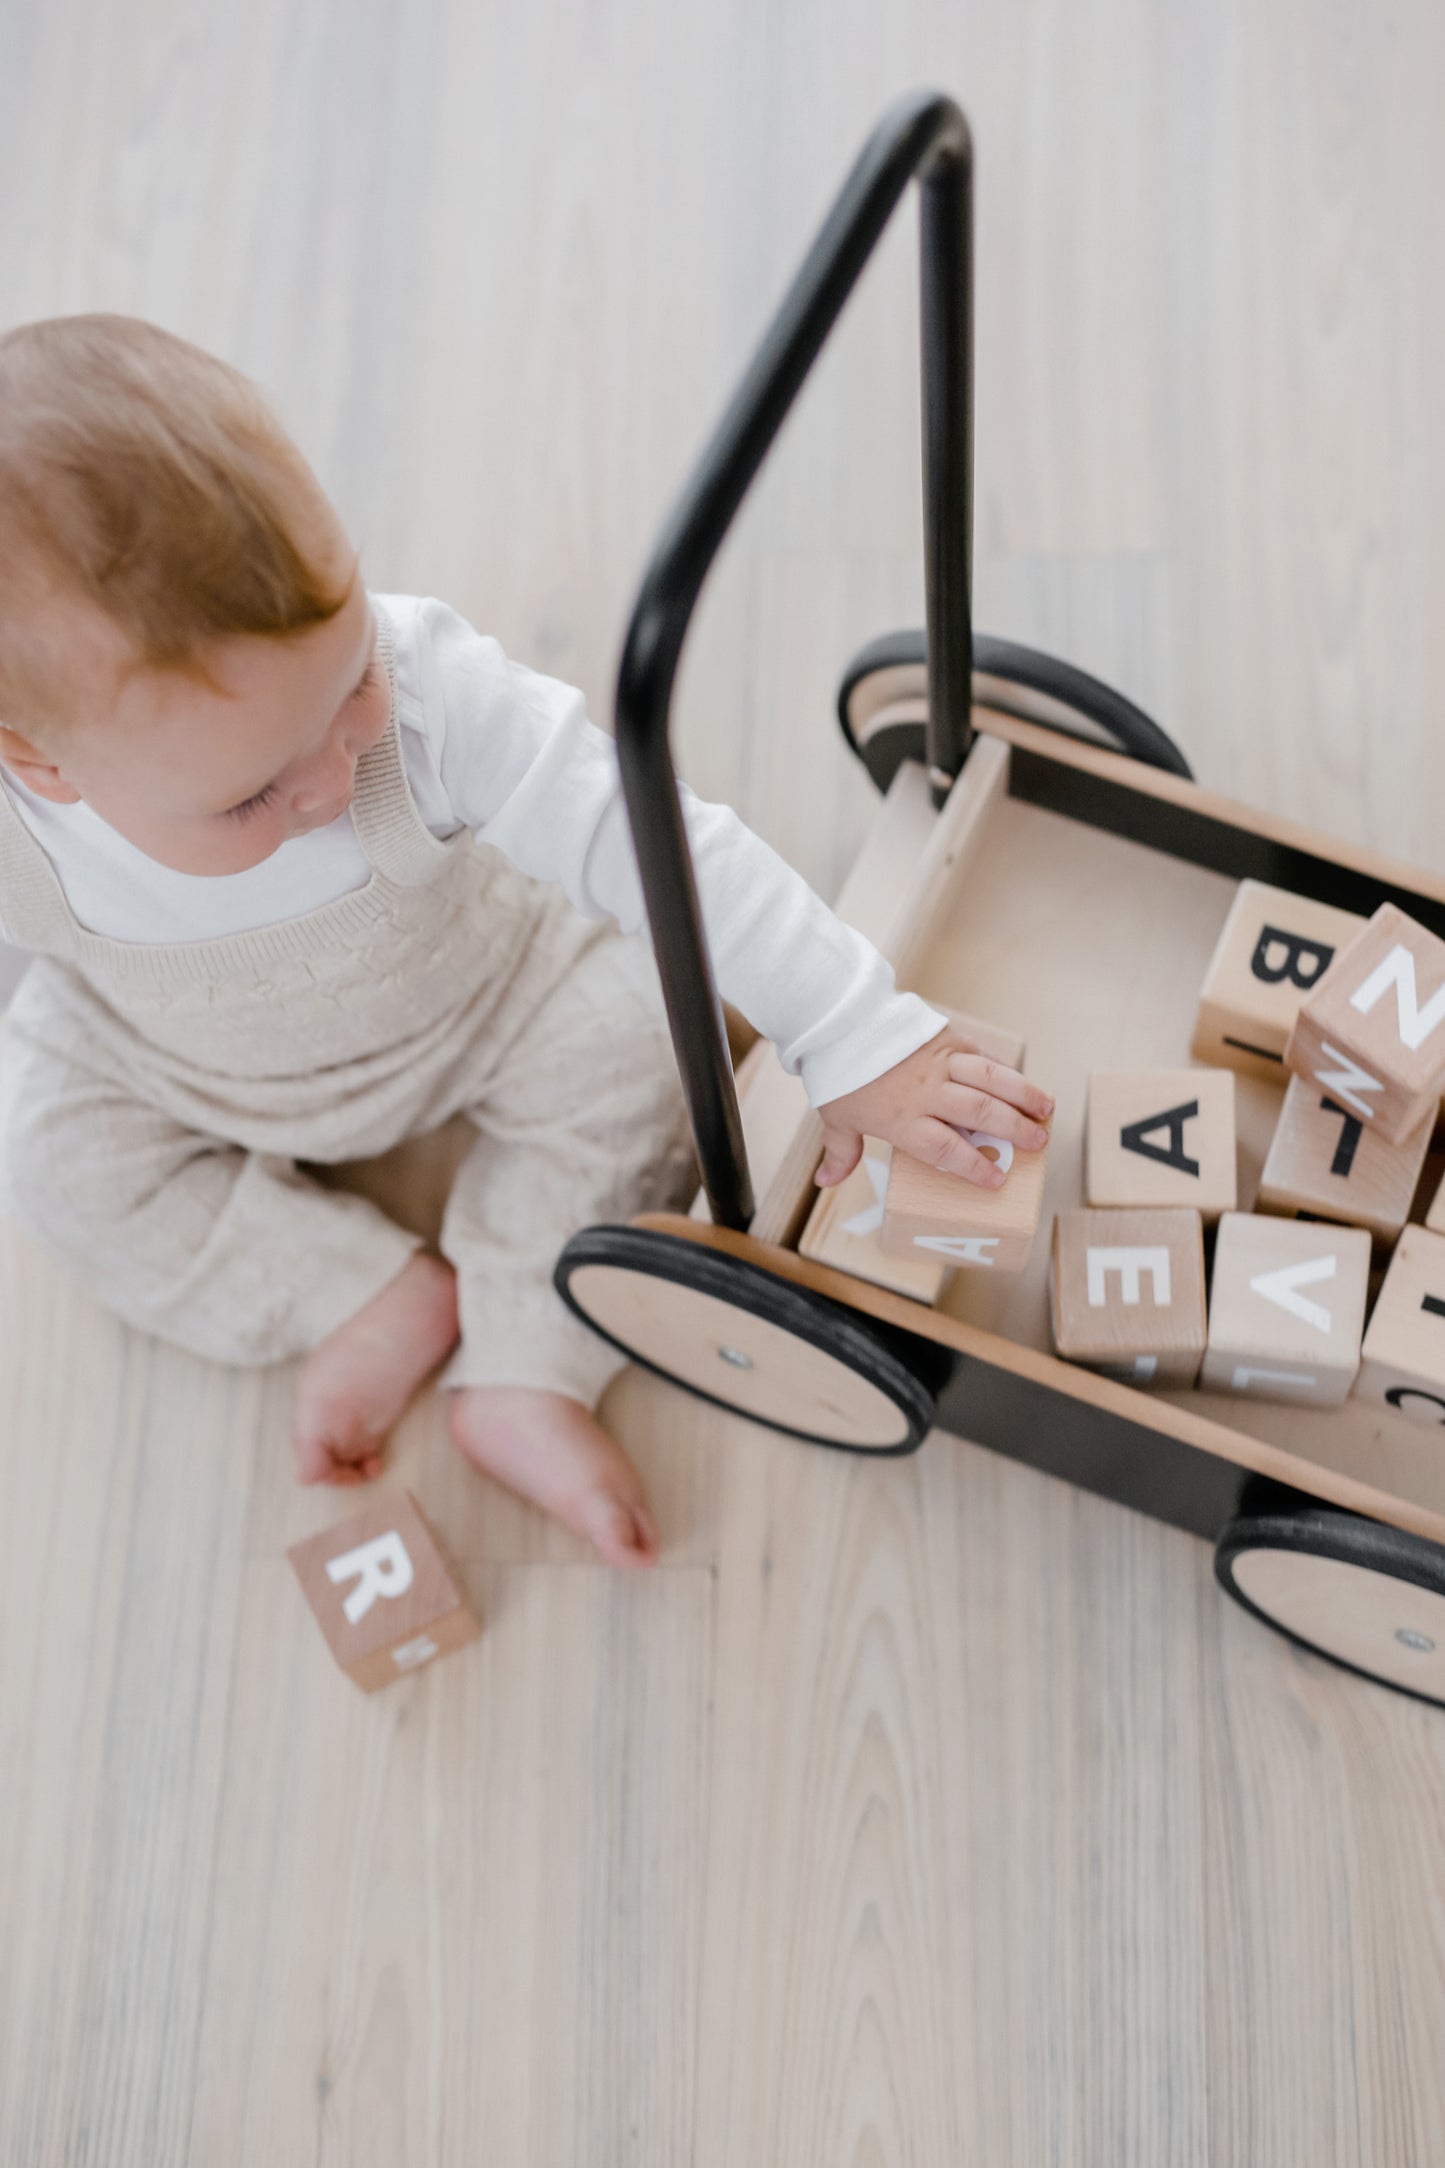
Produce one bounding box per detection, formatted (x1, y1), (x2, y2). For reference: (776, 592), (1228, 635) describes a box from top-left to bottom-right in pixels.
(555, 1226), (940, 1456)
(1215, 1478), (1445, 1708)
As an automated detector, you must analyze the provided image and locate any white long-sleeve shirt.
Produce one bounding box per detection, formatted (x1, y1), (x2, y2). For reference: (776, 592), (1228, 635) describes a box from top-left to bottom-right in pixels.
(0, 592), (946, 1106)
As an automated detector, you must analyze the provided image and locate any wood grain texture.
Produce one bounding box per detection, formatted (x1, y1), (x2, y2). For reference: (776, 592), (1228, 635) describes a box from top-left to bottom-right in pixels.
(6, 2), (1445, 2161)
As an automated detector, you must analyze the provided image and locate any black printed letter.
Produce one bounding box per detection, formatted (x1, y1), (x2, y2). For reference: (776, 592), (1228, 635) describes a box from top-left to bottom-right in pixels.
(1119, 1099), (1200, 1177)
(1250, 924), (1335, 989)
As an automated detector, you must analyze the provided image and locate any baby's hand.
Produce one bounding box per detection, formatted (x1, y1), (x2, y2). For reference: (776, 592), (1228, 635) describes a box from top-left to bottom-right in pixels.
(815, 1028), (1053, 1190)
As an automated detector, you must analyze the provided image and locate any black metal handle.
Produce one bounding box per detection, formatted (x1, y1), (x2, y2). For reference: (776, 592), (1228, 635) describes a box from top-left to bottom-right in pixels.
(614, 90), (975, 1231)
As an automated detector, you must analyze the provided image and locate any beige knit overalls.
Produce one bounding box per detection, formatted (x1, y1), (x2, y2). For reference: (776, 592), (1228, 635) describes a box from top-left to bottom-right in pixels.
(0, 601), (693, 1401)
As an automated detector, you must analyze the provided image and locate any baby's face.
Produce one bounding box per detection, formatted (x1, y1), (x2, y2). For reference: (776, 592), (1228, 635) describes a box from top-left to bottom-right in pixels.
(3, 573), (389, 876)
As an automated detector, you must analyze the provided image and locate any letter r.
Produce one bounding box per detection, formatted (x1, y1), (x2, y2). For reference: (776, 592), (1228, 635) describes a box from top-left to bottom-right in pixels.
(326, 1530), (415, 1625)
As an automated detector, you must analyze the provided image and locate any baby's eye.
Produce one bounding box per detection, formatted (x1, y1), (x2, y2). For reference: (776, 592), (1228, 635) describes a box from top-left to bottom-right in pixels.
(226, 781), (280, 824)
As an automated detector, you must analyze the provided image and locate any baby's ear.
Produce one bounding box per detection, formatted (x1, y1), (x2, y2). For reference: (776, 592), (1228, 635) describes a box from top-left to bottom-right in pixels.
(0, 724), (83, 802)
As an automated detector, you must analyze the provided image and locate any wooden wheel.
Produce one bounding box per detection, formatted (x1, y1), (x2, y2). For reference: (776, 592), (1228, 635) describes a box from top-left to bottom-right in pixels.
(1216, 1486), (1445, 1708)
(555, 1226), (939, 1454)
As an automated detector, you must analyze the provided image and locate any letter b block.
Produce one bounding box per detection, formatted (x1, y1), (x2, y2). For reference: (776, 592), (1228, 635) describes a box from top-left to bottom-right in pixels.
(1285, 903), (1445, 1145)
(1085, 1069), (1236, 1218)
(1193, 880), (1364, 1083)
(1050, 1207), (1207, 1385)
(288, 1489), (480, 1691)
(1201, 1212), (1370, 1406)
(1353, 1225), (1445, 1428)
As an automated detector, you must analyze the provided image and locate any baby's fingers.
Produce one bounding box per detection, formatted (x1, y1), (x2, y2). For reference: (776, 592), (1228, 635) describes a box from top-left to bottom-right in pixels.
(946, 1052), (1053, 1124)
(905, 1115), (1010, 1189)
(937, 1078), (1050, 1152)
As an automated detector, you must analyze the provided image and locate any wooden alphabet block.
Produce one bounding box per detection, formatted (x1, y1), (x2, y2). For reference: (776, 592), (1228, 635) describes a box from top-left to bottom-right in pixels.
(1192, 879), (1364, 1084)
(1050, 1208), (1206, 1386)
(1284, 903), (1445, 1146)
(1353, 1225), (1445, 1428)
(799, 1008), (1026, 1301)
(880, 1123), (1049, 1273)
(1257, 1074), (1432, 1245)
(1084, 1069), (1236, 1218)
(288, 1489), (480, 1691)
(1200, 1212), (1370, 1406)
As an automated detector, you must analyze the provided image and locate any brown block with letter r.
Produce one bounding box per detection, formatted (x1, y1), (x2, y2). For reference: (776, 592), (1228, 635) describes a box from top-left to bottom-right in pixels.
(288, 1488), (480, 1691)
(1192, 880), (1365, 1084)
(1050, 1207), (1206, 1386)
(1285, 903), (1445, 1145)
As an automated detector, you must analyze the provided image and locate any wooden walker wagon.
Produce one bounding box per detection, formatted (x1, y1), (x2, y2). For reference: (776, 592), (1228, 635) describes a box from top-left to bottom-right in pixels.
(555, 89), (1445, 1709)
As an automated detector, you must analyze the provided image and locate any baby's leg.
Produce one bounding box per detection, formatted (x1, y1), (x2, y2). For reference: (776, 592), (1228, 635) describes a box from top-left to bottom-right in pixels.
(0, 1003), (457, 1483)
(438, 926), (693, 1566)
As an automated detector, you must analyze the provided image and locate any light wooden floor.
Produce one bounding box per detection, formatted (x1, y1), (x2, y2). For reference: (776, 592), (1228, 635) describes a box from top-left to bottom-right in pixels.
(4, 3), (1445, 2161)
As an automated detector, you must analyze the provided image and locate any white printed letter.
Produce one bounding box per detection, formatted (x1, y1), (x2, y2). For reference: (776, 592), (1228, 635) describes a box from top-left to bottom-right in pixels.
(1349, 943), (1445, 1051)
(1086, 1245), (1172, 1307)
(326, 1530), (415, 1625)
(1248, 1253), (1336, 1334)
(1312, 1041), (1384, 1121)
(914, 1234), (1000, 1266)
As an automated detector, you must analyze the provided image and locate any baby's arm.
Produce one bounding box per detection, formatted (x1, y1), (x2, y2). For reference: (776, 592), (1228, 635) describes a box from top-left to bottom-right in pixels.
(408, 598), (1049, 1184)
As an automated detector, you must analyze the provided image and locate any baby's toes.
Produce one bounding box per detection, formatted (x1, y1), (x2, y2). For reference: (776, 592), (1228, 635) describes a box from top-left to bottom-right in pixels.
(581, 1490), (658, 1570)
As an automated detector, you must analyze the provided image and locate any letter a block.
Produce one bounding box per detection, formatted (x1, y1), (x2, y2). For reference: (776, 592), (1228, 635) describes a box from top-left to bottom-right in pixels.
(1285, 903), (1445, 1146)
(799, 1009), (1026, 1302)
(880, 1128), (1050, 1273)
(288, 1489), (480, 1691)
(1192, 879), (1364, 1084)
(1200, 1212), (1370, 1406)
(1084, 1069), (1236, 1218)
(1257, 1074), (1432, 1245)
(1353, 1225), (1445, 1428)
(1050, 1208), (1207, 1385)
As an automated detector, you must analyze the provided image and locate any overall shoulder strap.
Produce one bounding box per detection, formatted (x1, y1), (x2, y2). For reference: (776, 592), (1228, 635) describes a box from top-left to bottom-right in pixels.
(348, 599), (462, 888)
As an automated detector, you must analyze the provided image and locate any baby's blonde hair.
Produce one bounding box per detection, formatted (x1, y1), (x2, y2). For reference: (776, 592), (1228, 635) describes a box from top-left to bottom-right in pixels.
(0, 314), (353, 737)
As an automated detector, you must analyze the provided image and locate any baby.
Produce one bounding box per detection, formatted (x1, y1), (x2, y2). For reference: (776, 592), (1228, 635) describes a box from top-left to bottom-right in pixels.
(0, 315), (1052, 1569)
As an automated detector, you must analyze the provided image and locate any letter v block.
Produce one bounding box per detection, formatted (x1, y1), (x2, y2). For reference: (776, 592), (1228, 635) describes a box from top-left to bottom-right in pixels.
(1285, 903), (1445, 1145)
(880, 1125), (1050, 1273)
(288, 1488), (480, 1691)
(1050, 1208), (1207, 1385)
(1200, 1212), (1370, 1405)
(1192, 879), (1364, 1084)
(1353, 1225), (1445, 1428)
(1085, 1069), (1236, 1218)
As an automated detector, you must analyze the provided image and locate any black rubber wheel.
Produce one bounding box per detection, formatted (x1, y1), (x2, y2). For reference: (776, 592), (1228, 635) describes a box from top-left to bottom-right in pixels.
(555, 1225), (944, 1455)
(836, 628), (1193, 792)
(1215, 1480), (1445, 1708)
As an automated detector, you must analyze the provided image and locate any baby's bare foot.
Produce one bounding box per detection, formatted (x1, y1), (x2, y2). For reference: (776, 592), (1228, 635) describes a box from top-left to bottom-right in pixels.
(293, 1252), (460, 1486)
(446, 1385), (658, 1569)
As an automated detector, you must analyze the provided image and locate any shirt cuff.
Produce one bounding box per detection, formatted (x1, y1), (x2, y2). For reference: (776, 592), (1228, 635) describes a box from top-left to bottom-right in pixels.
(798, 997), (950, 1108)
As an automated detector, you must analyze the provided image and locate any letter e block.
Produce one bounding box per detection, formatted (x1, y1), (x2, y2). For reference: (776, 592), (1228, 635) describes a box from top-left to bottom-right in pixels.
(880, 1127), (1049, 1273)
(1051, 1208), (1206, 1385)
(1200, 1212), (1370, 1406)
(1257, 1075), (1432, 1245)
(1192, 880), (1364, 1083)
(1353, 1225), (1445, 1428)
(1284, 903), (1445, 1145)
(1085, 1069), (1236, 1218)
(288, 1489), (480, 1691)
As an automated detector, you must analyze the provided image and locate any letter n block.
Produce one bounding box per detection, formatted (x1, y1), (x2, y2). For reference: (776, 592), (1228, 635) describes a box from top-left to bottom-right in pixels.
(1284, 903), (1445, 1145)
(1200, 1212), (1370, 1406)
(880, 1127), (1049, 1273)
(1353, 1225), (1445, 1428)
(1085, 1069), (1236, 1218)
(1257, 1074), (1432, 1245)
(1050, 1208), (1206, 1385)
(1192, 879), (1364, 1084)
(288, 1489), (480, 1691)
